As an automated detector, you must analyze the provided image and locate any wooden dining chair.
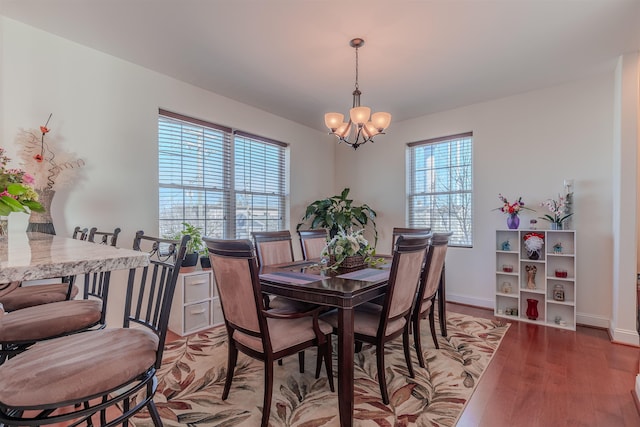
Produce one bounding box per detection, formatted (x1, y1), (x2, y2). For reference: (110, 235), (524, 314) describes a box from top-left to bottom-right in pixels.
(251, 230), (317, 370)
(0, 232), (188, 426)
(251, 230), (313, 308)
(321, 234), (431, 404)
(252, 230), (296, 267)
(411, 232), (452, 367)
(390, 227), (431, 254)
(205, 237), (334, 427)
(297, 228), (328, 260)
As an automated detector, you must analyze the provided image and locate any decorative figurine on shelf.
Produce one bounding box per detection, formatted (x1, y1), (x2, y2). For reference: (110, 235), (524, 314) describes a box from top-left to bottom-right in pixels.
(553, 284), (565, 301)
(529, 219), (537, 230)
(553, 242), (563, 254)
(502, 282), (512, 294)
(523, 232), (544, 260)
(501, 240), (511, 251)
(525, 264), (537, 289)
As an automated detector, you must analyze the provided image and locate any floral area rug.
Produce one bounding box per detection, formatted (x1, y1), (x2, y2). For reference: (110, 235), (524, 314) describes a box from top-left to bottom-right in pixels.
(131, 312), (509, 427)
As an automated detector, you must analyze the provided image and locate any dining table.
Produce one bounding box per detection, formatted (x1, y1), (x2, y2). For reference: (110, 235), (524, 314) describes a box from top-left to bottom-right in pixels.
(260, 258), (393, 427)
(0, 231), (149, 284)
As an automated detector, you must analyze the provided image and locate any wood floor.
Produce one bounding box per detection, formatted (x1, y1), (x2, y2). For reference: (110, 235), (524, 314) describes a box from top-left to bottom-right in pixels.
(451, 303), (640, 427)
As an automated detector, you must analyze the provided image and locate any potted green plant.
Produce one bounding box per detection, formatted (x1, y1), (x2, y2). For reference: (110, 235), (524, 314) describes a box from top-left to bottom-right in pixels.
(297, 188), (378, 245)
(174, 222), (206, 268)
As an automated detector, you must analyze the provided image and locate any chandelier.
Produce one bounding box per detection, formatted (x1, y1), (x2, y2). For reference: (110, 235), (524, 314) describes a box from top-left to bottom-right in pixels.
(324, 38), (392, 150)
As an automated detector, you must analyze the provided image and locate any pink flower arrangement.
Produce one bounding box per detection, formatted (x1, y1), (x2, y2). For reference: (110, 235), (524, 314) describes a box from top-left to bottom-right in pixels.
(494, 194), (533, 216)
(0, 148), (44, 216)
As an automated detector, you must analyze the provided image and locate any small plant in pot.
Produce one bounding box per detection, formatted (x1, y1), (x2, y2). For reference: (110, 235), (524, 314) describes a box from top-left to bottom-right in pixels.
(173, 222), (207, 269)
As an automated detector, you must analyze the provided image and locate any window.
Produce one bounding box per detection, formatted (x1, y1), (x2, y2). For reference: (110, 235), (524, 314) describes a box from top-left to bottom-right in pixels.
(158, 109), (288, 240)
(407, 132), (473, 247)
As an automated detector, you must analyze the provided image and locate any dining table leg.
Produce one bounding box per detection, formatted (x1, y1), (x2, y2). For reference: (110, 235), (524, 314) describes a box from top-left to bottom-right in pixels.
(337, 306), (355, 427)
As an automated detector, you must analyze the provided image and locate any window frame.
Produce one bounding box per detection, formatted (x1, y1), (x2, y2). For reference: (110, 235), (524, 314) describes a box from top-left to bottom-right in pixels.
(406, 131), (473, 247)
(158, 109), (289, 240)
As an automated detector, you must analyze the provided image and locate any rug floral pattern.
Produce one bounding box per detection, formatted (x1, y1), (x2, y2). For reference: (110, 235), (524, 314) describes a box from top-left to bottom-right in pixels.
(132, 313), (508, 426)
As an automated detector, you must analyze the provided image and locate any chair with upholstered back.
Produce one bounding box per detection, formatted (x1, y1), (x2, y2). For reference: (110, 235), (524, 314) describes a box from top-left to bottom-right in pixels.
(412, 232), (452, 367)
(0, 232), (188, 426)
(251, 230), (295, 267)
(251, 230), (317, 369)
(390, 227), (431, 254)
(298, 228), (329, 260)
(205, 237), (334, 427)
(322, 234), (431, 404)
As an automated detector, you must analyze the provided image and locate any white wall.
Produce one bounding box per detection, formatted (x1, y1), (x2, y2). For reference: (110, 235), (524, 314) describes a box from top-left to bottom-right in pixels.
(0, 17), (334, 325)
(337, 72), (618, 328)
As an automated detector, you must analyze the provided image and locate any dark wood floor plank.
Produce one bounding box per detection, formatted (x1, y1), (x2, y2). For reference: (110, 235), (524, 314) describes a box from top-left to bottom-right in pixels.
(448, 303), (640, 427)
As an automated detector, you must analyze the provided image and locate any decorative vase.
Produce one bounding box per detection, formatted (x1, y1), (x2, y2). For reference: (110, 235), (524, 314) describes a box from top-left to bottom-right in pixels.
(506, 214), (520, 229)
(526, 299), (539, 320)
(0, 216), (7, 238)
(550, 222), (563, 230)
(26, 188), (56, 235)
(527, 249), (540, 260)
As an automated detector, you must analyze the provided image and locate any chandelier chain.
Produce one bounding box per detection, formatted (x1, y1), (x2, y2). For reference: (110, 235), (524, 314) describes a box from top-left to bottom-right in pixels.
(354, 45), (359, 91)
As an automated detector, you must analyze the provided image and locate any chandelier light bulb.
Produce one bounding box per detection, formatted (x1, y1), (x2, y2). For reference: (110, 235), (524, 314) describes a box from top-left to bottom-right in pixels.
(363, 122), (380, 138)
(324, 112), (344, 131)
(335, 122), (351, 138)
(371, 112), (392, 130)
(349, 106), (371, 126)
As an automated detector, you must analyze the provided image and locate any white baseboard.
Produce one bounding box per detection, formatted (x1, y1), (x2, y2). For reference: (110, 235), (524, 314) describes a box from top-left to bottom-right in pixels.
(609, 326), (640, 346)
(446, 293), (494, 309)
(576, 312), (610, 329)
(448, 295), (638, 345)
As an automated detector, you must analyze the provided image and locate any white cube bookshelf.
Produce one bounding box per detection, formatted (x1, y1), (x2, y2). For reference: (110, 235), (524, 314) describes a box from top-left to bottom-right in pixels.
(495, 229), (576, 330)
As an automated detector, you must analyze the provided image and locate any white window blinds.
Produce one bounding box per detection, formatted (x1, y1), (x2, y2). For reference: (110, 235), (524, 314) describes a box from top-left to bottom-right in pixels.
(158, 109), (287, 240)
(407, 132), (473, 247)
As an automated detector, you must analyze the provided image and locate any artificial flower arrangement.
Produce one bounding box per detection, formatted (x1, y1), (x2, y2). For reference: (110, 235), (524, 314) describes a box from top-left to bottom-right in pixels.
(540, 195), (573, 227)
(0, 148), (44, 216)
(16, 114), (85, 191)
(494, 193), (534, 216)
(523, 232), (545, 260)
(321, 227), (381, 270)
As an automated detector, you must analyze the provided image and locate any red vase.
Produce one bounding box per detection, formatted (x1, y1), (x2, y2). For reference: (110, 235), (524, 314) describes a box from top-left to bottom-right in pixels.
(526, 299), (539, 320)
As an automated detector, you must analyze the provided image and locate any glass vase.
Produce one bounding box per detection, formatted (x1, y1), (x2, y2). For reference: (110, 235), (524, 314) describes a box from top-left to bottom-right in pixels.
(526, 299), (539, 320)
(550, 222), (563, 230)
(506, 214), (520, 229)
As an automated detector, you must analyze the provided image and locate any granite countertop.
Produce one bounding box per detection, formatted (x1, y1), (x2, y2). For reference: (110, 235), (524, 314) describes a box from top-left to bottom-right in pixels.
(0, 232), (149, 283)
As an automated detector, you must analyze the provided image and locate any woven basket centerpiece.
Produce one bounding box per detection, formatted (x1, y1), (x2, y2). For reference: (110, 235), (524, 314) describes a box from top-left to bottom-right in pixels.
(329, 254), (367, 273)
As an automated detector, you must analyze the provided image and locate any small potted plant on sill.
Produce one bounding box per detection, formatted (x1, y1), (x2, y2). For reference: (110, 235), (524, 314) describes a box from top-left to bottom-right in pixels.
(173, 222), (206, 269)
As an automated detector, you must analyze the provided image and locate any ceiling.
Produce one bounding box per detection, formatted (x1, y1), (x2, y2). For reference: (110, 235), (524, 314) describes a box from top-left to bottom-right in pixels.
(1, 0), (639, 132)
